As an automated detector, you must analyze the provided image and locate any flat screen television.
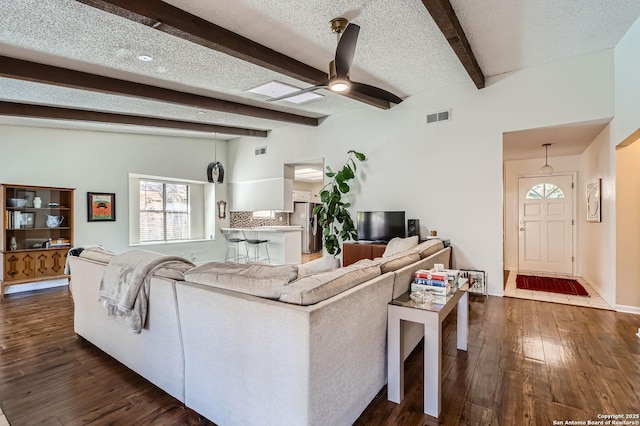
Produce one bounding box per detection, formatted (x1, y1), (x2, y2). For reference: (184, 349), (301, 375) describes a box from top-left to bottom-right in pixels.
(356, 211), (406, 243)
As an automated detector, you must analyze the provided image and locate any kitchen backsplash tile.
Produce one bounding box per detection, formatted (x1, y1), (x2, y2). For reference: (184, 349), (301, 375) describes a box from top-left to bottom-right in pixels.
(230, 211), (289, 228)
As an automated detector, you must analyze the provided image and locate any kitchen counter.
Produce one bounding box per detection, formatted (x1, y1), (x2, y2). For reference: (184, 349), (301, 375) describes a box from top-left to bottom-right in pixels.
(222, 227), (302, 264)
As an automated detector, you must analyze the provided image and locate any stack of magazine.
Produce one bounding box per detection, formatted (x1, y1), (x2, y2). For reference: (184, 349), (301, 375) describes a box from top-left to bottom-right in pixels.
(411, 269), (460, 305)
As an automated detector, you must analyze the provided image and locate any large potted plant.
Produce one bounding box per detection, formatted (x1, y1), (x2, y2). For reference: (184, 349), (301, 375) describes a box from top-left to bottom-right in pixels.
(313, 150), (367, 256)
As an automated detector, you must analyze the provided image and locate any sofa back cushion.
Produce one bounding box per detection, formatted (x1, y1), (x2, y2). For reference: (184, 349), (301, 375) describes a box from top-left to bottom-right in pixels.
(382, 236), (419, 257)
(279, 262), (381, 305)
(184, 263), (298, 299)
(375, 252), (421, 274)
(412, 239), (445, 258)
(296, 255), (341, 278)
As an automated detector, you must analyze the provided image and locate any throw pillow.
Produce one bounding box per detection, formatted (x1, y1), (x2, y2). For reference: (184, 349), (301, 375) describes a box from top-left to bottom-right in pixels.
(382, 236), (419, 257)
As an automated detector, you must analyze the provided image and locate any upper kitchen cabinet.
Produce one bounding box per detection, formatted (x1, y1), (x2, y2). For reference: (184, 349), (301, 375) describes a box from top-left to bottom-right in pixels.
(231, 177), (294, 212)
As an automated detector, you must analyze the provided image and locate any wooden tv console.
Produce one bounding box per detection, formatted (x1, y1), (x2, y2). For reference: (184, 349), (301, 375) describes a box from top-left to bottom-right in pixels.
(342, 242), (386, 267)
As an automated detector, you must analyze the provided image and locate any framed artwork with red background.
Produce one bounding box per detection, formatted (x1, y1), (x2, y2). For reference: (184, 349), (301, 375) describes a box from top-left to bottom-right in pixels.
(87, 192), (116, 222)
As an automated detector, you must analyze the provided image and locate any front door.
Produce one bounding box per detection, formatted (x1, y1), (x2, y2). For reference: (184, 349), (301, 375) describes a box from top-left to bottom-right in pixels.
(518, 174), (574, 274)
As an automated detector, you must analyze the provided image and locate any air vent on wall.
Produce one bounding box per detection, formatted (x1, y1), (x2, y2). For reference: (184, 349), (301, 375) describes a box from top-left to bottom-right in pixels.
(426, 109), (451, 124)
(255, 146), (267, 156)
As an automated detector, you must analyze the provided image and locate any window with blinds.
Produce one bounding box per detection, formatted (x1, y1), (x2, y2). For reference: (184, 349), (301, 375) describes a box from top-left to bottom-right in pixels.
(139, 179), (190, 242)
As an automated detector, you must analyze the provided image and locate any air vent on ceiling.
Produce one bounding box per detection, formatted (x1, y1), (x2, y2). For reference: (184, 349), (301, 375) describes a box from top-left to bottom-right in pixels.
(255, 146), (267, 156)
(426, 109), (451, 124)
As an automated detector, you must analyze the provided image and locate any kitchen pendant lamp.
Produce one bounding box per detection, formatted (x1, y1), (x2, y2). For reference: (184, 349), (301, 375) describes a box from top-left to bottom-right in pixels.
(207, 138), (225, 183)
(539, 143), (554, 175)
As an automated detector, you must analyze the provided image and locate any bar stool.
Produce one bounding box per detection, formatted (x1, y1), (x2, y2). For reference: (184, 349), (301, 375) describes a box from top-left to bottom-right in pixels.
(242, 230), (270, 264)
(222, 229), (247, 263)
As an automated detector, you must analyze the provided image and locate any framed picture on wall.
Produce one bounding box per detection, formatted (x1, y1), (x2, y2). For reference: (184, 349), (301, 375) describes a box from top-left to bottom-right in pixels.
(87, 192), (116, 222)
(586, 178), (601, 223)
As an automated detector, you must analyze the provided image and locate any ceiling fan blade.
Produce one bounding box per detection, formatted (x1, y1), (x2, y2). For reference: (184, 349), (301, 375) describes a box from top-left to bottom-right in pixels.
(350, 81), (403, 104)
(266, 83), (328, 102)
(335, 23), (360, 77)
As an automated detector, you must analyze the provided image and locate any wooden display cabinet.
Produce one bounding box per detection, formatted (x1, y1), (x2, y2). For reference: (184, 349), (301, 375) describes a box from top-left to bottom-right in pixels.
(342, 242), (386, 267)
(1, 184), (74, 300)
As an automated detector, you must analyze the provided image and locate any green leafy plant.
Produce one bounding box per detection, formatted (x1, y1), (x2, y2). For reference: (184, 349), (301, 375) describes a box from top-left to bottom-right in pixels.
(313, 150), (367, 256)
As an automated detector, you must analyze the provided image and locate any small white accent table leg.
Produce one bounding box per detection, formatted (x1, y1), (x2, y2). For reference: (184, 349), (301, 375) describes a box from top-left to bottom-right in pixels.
(387, 283), (468, 418)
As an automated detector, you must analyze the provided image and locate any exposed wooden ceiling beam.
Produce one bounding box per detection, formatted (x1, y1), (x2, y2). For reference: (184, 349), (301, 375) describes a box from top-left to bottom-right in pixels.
(0, 56), (318, 127)
(421, 0), (485, 89)
(74, 0), (391, 109)
(0, 101), (269, 137)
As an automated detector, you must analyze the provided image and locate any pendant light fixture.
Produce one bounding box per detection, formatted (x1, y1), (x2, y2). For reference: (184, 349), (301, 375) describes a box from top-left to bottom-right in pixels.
(539, 143), (554, 175)
(207, 136), (225, 183)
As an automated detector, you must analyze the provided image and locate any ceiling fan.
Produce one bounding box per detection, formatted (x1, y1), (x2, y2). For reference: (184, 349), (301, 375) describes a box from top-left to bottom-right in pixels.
(268, 18), (403, 105)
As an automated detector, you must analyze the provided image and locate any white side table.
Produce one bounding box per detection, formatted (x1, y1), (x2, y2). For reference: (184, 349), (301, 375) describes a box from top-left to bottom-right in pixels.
(387, 280), (469, 418)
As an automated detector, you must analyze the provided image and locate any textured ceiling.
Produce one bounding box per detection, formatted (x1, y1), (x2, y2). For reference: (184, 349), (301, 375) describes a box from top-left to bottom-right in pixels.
(503, 118), (612, 161)
(0, 0), (639, 150)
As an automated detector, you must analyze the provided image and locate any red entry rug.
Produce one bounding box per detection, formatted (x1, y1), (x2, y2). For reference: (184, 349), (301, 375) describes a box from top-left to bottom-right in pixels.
(516, 275), (589, 296)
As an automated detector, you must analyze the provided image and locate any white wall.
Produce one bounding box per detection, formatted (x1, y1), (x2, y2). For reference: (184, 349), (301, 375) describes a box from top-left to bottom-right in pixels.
(0, 124), (231, 264)
(229, 50), (615, 296)
(580, 125), (616, 306)
(503, 155), (581, 273)
(615, 138), (640, 311)
(613, 15), (640, 312)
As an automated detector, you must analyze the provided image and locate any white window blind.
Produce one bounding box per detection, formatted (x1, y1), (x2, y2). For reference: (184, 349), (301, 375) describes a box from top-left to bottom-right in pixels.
(139, 179), (190, 242)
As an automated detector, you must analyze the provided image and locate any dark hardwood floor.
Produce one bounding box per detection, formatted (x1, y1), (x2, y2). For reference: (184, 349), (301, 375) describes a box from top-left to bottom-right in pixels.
(1, 287), (639, 425)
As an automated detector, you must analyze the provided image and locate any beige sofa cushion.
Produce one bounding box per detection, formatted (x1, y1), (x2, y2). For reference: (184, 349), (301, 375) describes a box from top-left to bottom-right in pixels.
(412, 239), (445, 258)
(184, 262), (251, 276)
(296, 255), (340, 278)
(185, 263), (298, 299)
(382, 236), (419, 257)
(375, 252), (421, 274)
(279, 262), (381, 305)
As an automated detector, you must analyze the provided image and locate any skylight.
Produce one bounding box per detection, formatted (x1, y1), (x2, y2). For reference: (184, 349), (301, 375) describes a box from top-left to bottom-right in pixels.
(295, 167), (323, 181)
(247, 81), (323, 104)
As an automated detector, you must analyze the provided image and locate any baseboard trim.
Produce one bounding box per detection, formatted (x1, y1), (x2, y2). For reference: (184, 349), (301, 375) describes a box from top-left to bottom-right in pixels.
(4, 278), (68, 295)
(615, 304), (640, 315)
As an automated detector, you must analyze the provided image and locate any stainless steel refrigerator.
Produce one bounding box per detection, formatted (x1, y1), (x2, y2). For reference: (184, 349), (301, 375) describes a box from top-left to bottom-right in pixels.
(291, 201), (322, 253)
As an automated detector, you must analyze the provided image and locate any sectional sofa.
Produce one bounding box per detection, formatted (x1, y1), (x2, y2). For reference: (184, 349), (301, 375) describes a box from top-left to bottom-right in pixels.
(69, 239), (451, 426)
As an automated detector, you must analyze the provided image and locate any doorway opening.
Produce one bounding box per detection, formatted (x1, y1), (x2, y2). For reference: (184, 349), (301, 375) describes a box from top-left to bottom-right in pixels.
(284, 159), (324, 255)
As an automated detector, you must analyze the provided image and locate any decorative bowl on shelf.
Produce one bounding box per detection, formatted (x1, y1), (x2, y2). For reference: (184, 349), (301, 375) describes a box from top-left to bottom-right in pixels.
(410, 290), (435, 306)
(9, 198), (27, 207)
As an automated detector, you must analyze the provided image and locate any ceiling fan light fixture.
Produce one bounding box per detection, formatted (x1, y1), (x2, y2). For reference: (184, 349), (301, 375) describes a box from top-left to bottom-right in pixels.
(539, 164), (554, 175)
(539, 143), (554, 175)
(329, 79), (350, 92)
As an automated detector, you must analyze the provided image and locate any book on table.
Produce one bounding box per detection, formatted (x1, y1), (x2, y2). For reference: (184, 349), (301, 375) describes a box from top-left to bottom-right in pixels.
(415, 268), (462, 289)
(411, 281), (452, 296)
(415, 269), (448, 281)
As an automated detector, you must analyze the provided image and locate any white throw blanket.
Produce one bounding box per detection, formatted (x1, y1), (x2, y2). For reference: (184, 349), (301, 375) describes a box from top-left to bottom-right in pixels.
(98, 250), (194, 333)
